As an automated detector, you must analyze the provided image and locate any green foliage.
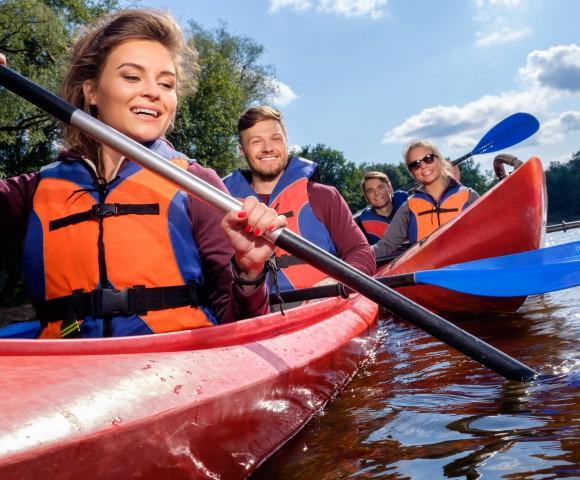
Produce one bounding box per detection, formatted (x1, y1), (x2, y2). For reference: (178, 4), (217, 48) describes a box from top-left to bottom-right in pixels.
(0, 0), (118, 178)
(358, 161), (413, 190)
(545, 151), (580, 222)
(454, 158), (493, 194)
(299, 144), (367, 211)
(169, 21), (276, 177)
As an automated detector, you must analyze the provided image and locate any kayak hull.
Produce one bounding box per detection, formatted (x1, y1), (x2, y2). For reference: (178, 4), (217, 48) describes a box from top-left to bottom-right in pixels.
(0, 295), (379, 479)
(381, 157), (546, 313)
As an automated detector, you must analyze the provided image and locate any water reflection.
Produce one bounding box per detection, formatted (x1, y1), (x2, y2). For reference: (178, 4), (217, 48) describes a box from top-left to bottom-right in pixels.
(252, 232), (580, 479)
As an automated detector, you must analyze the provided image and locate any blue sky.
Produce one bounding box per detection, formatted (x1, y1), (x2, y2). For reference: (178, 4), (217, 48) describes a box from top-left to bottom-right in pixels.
(129, 0), (580, 173)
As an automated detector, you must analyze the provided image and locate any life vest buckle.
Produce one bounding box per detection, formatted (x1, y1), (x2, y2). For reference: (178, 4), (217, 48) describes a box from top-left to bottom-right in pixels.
(91, 287), (134, 316)
(91, 203), (119, 217)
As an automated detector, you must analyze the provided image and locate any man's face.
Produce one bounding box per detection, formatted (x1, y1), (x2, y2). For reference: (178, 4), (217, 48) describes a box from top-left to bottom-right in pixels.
(239, 119), (289, 182)
(363, 178), (393, 209)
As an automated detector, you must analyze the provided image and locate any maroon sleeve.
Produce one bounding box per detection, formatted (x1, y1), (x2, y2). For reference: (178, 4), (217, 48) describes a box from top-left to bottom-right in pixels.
(186, 163), (269, 323)
(0, 172), (39, 236)
(307, 182), (376, 277)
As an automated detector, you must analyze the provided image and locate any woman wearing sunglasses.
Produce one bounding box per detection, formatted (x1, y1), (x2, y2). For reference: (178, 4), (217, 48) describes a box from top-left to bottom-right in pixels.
(373, 140), (479, 258)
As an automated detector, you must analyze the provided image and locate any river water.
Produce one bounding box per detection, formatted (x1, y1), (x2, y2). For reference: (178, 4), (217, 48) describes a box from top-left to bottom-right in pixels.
(253, 230), (580, 479)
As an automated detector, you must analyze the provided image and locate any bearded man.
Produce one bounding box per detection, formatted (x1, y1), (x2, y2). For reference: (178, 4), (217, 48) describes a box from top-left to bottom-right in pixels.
(223, 106), (375, 292)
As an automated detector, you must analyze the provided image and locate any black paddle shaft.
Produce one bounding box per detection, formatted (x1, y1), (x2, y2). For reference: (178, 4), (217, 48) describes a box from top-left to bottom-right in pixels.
(0, 65), (537, 382)
(270, 273), (416, 303)
(277, 230), (536, 381)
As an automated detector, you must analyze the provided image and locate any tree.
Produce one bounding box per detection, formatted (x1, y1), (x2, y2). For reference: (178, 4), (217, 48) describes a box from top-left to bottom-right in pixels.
(170, 21), (277, 177)
(454, 158), (494, 194)
(0, 0), (118, 178)
(358, 161), (413, 191)
(545, 152), (580, 222)
(299, 144), (366, 212)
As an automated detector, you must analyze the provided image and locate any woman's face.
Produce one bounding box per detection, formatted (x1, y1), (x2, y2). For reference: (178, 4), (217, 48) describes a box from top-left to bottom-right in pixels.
(83, 39), (177, 143)
(406, 145), (442, 186)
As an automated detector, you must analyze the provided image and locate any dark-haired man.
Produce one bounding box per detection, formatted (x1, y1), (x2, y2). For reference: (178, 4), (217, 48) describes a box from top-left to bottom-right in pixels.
(354, 171), (408, 245)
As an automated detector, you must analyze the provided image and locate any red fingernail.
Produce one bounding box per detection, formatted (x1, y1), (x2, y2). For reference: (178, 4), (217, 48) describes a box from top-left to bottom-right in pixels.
(237, 211), (247, 219)
(253, 228), (261, 236)
(244, 224), (252, 233)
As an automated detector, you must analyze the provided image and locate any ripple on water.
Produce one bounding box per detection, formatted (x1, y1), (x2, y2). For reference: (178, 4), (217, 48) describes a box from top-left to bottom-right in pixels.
(468, 414), (545, 433)
(477, 441), (578, 477)
(365, 411), (467, 446)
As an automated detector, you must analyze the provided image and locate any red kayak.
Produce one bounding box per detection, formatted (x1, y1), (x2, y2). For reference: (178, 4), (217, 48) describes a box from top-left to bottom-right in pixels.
(0, 157), (545, 479)
(381, 156), (546, 313)
(0, 296), (379, 480)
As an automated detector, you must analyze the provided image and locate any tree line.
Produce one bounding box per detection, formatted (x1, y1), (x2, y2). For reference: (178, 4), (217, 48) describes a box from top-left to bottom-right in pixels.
(1, 0), (579, 304)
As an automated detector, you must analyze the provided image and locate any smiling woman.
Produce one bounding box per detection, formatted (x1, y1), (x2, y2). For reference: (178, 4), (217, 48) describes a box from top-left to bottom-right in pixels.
(373, 139), (479, 258)
(81, 39), (179, 178)
(0, 8), (288, 339)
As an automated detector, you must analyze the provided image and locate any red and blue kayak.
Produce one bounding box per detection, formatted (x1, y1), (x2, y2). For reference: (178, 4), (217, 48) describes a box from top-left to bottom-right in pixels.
(0, 157), (546, 479)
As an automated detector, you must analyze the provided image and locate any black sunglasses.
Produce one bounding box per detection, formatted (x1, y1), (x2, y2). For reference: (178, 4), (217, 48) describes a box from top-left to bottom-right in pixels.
(407, 153), (437, 172)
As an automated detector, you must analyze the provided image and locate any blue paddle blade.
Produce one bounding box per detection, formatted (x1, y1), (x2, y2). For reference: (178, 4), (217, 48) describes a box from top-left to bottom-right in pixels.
(472, 112), (540, 156)
(415, 241), (580, 297)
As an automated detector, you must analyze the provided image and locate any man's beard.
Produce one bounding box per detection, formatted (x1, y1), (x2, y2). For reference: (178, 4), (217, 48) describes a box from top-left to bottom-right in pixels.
(253, 167), (285, 182)
(250, 158), (288, 182)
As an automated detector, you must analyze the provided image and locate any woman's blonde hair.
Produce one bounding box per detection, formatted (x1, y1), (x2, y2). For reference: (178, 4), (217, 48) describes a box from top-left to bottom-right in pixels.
(59, 8), (198, 160)
(403, 139), (453, 181)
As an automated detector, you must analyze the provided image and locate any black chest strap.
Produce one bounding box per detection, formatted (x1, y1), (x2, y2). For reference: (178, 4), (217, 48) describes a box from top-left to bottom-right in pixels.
(417, 206), (459, 216)
(49, 203), (159, 231)
(35, 282), (200, 322)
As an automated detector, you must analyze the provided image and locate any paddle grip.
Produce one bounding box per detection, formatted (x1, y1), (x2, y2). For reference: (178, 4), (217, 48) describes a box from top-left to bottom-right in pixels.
(0, 65), (75, 123)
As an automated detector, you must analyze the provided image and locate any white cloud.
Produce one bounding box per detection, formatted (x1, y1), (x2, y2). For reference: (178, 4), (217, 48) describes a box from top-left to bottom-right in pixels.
(382, 43), (580, 158)
(382, 90), (548, 145)
(473, 0), (530, 48)
(288, 144), (303, 155)
(269, 0), (312, 13)
(476, 0), (522, 8)
(318, 0), (387, 19)
(268, 78), (299, 107)
(476, 26), (531, 47)
(447, 135), (479, 152)
(538, 111), (580, 145)
(269, 0), (387, 18)
(519, 44), (580, 92)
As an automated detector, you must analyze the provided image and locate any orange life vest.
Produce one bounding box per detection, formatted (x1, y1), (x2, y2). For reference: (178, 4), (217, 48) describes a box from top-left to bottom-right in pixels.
(23, 141), (214, 338)
(407, 185), (470, 242)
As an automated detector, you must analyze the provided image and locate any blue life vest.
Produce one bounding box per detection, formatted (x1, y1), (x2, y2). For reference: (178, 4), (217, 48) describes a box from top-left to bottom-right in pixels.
(355, 190), (408, 245)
